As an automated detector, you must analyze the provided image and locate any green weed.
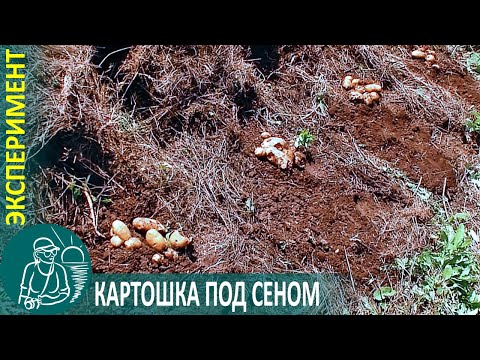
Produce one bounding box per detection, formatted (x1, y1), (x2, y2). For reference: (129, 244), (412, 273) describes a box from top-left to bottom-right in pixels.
(68, 181), (82, 200)
(465, 111), (480, 133)
(467, 52), (480, 74)
(294, 129), (315, 149)
(396, 213), (480, 314)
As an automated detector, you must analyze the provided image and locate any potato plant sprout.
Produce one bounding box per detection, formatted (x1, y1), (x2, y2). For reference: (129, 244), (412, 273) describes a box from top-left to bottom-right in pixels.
(294, 129), (315, 150)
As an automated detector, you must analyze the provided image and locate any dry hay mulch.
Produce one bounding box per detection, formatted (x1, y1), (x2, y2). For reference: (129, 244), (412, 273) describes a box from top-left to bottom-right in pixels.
(30, 45), (480, 293)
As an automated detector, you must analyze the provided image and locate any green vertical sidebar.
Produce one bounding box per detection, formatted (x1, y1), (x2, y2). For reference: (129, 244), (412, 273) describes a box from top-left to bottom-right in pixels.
(0, 45), (41, 314)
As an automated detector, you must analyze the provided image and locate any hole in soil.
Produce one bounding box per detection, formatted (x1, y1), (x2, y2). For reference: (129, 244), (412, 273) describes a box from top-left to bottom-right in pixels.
(233, 82), (257, 122)
(33, 130), (112, 187)
(353, 194), (360, 203)
(154, 112), (218, 142)
(184, 244), (197, 262)
(381, 79), (393, 90)
(92, 45), (131, 80)
(121, 75), (156, 114)
(441, 119), (450, 130)
(248, 45), (280, 77)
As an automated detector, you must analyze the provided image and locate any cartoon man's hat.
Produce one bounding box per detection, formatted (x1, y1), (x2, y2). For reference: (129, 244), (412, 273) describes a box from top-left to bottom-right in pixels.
(33, 237), (60, 252)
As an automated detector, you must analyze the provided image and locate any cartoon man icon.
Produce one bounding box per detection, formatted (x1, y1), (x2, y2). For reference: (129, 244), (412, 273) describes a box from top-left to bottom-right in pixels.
(18, 237), (70, 310)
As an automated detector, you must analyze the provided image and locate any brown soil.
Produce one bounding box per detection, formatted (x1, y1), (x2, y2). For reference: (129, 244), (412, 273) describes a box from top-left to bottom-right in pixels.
(329, 102), (457, 192)
(35, 45), (480, 290)
(408, 49), (480, 109)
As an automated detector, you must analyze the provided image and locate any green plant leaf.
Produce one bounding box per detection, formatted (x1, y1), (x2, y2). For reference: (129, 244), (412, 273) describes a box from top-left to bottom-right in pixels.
(294, 129), (315, 149)
(373, 287), (396, 301)
(445, 223), (464, 252)
(451, 213), (469, 222)
(443, 265), (454, 280)
(467, 53), (480, 74)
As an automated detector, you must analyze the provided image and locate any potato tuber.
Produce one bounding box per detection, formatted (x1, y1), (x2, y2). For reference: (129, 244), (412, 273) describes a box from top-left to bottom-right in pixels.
(425, 54), (436, 63)
(146, 229), (167, 252)
(110, 235), (124, 248)
(363, 91), (381, 106)
(256, 133), (305, 169)
(412, 50), (426, 59)
(351, 78), (362, 87)
(364, 84), (382, 93)
(261, 131), (271, 139)
(112, 220), (131, 241)
(342, 76), (353, 90)
(363, 93), (374, 106)
(349, 91), (364, 101)
(345, 75), (382, 105)
(262, 137), (287, 150)
(152, 253), (164, 264)
(266, 146), (291, 169)
(355, 85), (366, 94)
(166, 230), (191, 250)
(124, 237), (142, 250)
(413, 47), (440, 68)
(164, 248), (179, 261)
(255, 147), (267, 157)
(132, 217), (166, 233)
(369, 91), (380, 102)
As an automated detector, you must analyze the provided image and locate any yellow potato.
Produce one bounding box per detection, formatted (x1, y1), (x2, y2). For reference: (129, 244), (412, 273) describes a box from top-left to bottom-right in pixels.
(166, 230), (192, 250)
(351, 78), (361, 87)
(365, 84), (382, 93)
(262, 137), (286, 150)
(146, 229), (167, 252)
(132, 217), (166, 233)
(363, 93), (373, 106)
(164, 248), (179, 261)
(255, 147), (267, 157)
(342, 75), (353, 89)
(369, 91), (380, 102)
(152, 253), (164, 264)
(412, 50), (426, 59)
(110, 235), (124, 248)
(112, 220), (131, 241)
(266, 147), (290, 169)
(124, 237), (142, 250)
(283, 148), (295, 170)
(260, 131), (271, 139)
(355, 85), (366, 94)
(426, 49), (436, 55)
(349, 91), (364, 101)
(425, 54), (436, 63)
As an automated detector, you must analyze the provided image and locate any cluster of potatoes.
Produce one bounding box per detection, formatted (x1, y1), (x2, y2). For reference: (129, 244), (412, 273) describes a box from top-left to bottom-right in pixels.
(255, 132), (306, 170)
(342, 76), (382, 105)
(411, 46), (439, 68)
(110, 218), (192, 262)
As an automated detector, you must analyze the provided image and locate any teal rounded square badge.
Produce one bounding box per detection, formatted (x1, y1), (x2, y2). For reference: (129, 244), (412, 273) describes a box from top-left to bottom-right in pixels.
(0, 224), (91, 314)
